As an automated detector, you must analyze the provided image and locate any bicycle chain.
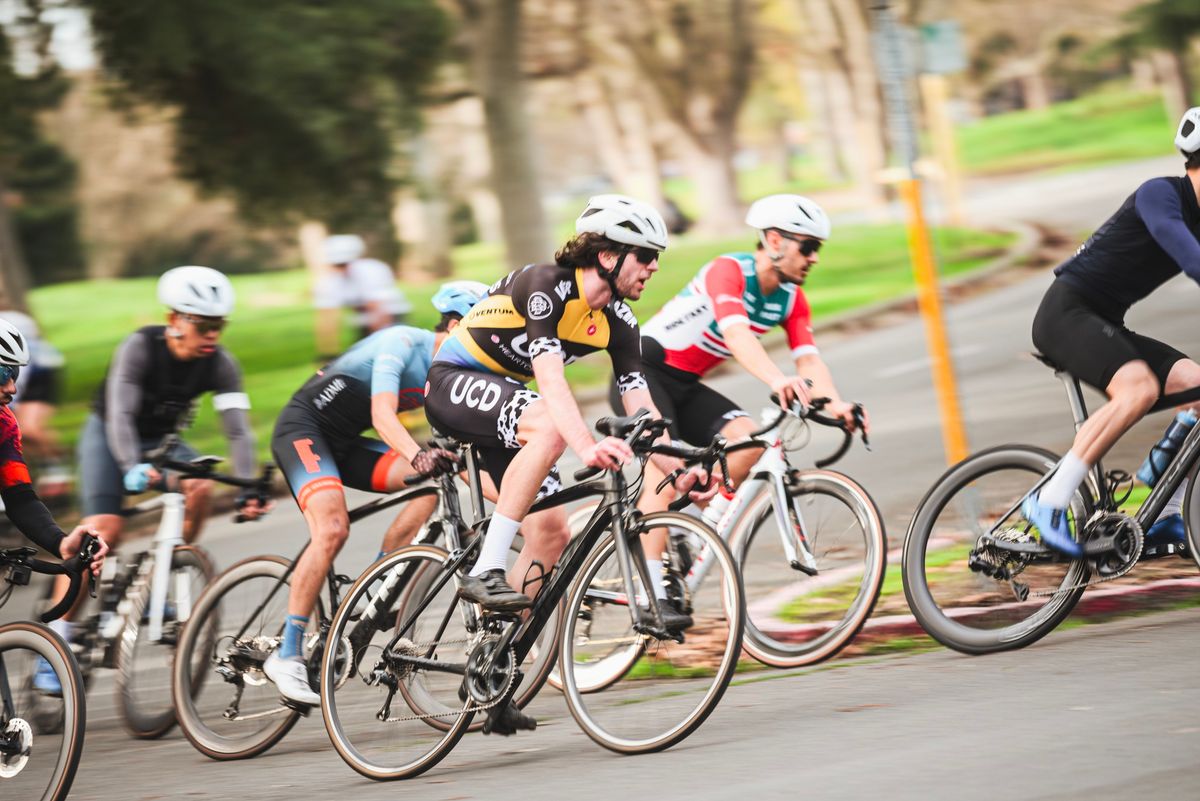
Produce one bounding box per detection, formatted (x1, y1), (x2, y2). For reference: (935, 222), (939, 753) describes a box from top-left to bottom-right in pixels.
(375, 634), (516, 724)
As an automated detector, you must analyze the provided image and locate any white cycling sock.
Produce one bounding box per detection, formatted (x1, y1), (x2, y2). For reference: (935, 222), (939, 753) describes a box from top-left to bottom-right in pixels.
(1040, 452), (1090, 510)
(49, 619), (74, 642)
(470, 513), (521, 576)
(645, 559), (668, 600)
(1159, 480), (1188, 520)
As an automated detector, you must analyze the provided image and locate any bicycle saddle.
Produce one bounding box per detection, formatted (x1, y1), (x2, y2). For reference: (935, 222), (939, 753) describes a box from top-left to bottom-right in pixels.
(595, 411), (670, 438)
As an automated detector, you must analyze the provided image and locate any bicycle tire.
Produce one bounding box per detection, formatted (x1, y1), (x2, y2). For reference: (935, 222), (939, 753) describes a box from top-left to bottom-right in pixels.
(545, 501), (644, 694)
(117, 544), (214, 739)
(559, 512), (745, 754)
(902, 445), (1092, 655)
(1184, 457), (1200, 571)
(172, 555), (307, 760)
(730, 469), (887, 667)
(321, 545), (474, 781)
(0, 622), (86, 801)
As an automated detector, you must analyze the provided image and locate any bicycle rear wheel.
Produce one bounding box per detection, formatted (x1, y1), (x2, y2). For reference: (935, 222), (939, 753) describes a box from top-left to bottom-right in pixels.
(117, 544), (214, 739)
(559, 512), (745, 754)
(172, 555), (312, 760)
(0, 622), (85, 801)
(902, 445), (1091, 654)
(321, 546), (474, 781)
(730, 470), (886, 667)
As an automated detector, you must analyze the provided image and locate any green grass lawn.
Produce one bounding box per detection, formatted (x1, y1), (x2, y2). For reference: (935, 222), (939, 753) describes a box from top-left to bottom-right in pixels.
(958, 85), (1175, 176)
(29, 223), (1012, 462)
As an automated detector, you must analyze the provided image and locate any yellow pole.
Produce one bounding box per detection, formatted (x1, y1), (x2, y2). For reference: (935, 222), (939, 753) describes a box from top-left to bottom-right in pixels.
(897, 177), (970, 465)
(919, 73), (966, 227)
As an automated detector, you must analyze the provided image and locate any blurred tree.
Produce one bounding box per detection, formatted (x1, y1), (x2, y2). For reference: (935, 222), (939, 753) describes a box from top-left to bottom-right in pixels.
(0, 4), (84, 307)
(81, 0), (449, 239)
(451, 0), (550, 270)
(1120, 0), (1200, 120)
(591, 0), (755, 234)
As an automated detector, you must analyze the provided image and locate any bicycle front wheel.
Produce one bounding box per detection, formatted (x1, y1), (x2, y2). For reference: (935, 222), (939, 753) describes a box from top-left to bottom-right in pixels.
(559, 512), (745, 754)
(902, 445), (1091, 654)
(173, 555), (308, 760)
(117, 544), (214, 739)
(730, 470), (886, 667)
(321, 545), (474, 781)
(0, 622), (86, 801)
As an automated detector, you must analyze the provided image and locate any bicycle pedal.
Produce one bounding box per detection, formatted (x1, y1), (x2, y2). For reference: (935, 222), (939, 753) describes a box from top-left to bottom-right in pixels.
(279, 696), (313, 716)
(788, 560), (819, 576)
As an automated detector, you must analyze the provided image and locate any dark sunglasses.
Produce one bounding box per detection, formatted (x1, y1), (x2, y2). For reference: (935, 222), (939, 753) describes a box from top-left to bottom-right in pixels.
(630, 247), (660, 265)
(181, 314), (228, 335)
(781, 233), (822, 256)
(0, 365), (19, 385)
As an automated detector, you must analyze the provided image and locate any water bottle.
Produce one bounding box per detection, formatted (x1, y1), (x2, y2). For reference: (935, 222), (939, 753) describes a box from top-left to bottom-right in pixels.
(1137, 410), (1198, 487)
(701, 492), (733, 529)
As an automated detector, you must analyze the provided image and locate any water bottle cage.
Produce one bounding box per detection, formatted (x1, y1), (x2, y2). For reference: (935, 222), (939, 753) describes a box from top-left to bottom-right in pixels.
(1104, 470), (1133, 506)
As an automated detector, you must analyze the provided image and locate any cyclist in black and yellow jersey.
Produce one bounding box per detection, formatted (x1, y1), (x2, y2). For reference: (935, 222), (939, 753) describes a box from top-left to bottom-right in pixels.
(427, 195), (715, 637)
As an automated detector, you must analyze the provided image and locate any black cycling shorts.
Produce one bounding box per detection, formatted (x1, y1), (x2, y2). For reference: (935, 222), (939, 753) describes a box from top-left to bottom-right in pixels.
(271, 402), (399, 511)
(1032, 279), (1188, 393)
(608, 336), (748, 446)
(424, 362), (560, 498)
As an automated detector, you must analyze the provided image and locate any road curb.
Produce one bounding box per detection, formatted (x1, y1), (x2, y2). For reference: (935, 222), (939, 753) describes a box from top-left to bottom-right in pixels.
(755, 573), (1200, 648)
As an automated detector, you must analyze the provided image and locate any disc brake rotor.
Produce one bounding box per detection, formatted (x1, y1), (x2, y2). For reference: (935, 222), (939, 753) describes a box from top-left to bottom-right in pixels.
(0, 718), (32, 778)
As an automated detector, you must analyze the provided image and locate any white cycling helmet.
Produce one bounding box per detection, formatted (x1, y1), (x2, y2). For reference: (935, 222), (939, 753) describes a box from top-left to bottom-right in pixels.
(1176, 107), (1200, 156)
(158, 266), (236, 317)
(324, 234), (365, 265)
(0, 319), (30, 366)
(575, 194), (669, 251)
(745, 194), (832, 240)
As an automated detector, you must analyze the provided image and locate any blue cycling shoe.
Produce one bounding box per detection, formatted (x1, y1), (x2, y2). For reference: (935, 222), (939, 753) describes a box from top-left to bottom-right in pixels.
(1021, 493), (1084, 558)
(33, 656), (63, 696)
(1145, 513), (1186, 548)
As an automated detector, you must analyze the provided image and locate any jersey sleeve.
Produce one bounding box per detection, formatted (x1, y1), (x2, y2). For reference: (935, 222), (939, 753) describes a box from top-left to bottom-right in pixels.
(515, 265), (569, 362)
(210, 352), (256, 479)
(783, 289), (818, 358)
(105, 333), (150, 473)
(368, 328), (416, 397)
(608, 302), (648, 394)
(1135, 179), (1200, 283)
(0, 409), (31, 490)
(703, 258), (751, 332)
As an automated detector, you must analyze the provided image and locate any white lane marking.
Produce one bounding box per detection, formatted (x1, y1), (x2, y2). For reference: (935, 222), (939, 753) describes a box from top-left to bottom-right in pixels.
(876, 343), (985, 379)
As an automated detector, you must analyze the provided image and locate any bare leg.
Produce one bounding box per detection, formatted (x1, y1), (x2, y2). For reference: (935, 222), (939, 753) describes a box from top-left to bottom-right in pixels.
(508, 507), (569, 598)
(287, 489), (349, 619)
(181, 478), (212, 543)
(378, 451), (438, 552)
(1069, 362), (1159, 464)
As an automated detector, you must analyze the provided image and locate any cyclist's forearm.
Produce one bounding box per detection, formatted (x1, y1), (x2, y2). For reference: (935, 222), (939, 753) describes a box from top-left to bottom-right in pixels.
(371, 393), (422, 461)
(533, 355), (594, 458)
(796, 355), (842, 403)
(0, 484), (64, 554)
(725, 325), (786, 387)
(218, 407), (258, 478)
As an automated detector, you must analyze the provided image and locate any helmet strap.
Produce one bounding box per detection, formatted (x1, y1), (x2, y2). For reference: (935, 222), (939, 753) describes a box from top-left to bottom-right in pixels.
(603, 250), (631, 300)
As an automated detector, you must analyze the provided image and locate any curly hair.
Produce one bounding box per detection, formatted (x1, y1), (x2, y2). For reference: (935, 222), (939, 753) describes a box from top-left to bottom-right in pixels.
(554, 232), (621, 269)
(1187, 151), (1200, 171)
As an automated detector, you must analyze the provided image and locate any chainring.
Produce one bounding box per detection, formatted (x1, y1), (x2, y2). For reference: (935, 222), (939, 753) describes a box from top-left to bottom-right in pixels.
(464, 635), (517, 706)
(1083, 511), (1143, 580)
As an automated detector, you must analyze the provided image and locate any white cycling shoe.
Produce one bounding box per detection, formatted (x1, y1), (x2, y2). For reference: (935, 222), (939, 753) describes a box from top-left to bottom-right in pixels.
(263, 652), (320, 706)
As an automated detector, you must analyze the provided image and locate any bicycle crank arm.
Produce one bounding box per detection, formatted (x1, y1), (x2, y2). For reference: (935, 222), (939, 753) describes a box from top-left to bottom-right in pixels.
(789, 559), (819, 576)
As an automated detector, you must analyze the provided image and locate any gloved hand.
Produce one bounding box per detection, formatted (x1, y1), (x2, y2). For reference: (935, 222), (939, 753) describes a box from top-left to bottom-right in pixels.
(124, 463), (156, 493)
(412, 447), (459, 478)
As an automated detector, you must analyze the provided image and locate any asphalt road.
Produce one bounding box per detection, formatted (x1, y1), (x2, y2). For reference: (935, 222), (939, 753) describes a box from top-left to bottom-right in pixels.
(7, 155), (1200, 800)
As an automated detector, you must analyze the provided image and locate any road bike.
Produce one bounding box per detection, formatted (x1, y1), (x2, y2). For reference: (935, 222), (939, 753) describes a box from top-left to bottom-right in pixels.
(903, 353), (1200, 654)
(320, 411), (745, 780)
(554, 397), (883, 692)
(0, 536), (97, 801)
(63, 441), (272, 738)
(172, 458), (558, 760)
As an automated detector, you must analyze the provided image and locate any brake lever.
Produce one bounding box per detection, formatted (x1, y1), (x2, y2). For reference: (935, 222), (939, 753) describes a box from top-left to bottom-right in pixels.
(853, 404), (871, 451)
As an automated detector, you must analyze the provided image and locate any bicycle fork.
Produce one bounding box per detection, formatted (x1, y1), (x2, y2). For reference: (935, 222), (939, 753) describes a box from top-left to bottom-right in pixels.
(146, 493), (187, 643)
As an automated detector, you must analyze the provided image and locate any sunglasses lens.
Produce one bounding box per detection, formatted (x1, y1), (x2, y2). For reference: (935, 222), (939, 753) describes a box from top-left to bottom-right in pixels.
(0, 365), (18, 384)
(636, 248), (659, 264)
(799, 239), (822, 256)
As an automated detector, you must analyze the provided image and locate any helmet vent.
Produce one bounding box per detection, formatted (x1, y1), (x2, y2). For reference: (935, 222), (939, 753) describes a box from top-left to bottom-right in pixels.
(1184, 120), (1196, 139)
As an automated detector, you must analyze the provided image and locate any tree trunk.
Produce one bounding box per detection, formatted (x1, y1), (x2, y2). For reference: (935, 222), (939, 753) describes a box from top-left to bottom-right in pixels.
(800, 66), (847, 183)
(393, 133), (453, 281)
(466, 0), (550, 270)
(677, 125), (742, 234)
(0, 173), (32, 312)
(1152, 49), (1191, 123)
(827, 0), (888, 205)
(1018, 67), (1052, 110)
